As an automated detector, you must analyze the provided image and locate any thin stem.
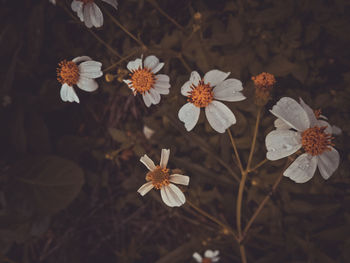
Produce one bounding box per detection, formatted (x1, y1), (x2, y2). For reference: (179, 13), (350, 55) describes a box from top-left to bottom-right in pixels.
(239, 245), (248, 263)
(248, 158), (268, 173)
(103, 49), (140, 73)
(236, 169), (248, 263)
(147, 0), (184, 31)
(186, 200), (238, 241)
(177, 53), (191, 73)
(227, 128), (244, 174)
(246, 107), (262, 171)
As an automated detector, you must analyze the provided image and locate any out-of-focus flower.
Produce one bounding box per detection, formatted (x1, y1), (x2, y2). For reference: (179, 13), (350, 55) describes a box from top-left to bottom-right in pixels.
(252, 72), (275, 106)
(57, 56), (102, 103)
(49, 0), (56, 5)
(71, 0), (118, 28)
(143, 125), (155, 140)
(178, 70), (245, 133)
(266, 97), (340, 183)
(137, 149), (189, 207)
(123, 55), (171, 107)
(2, 95), (11, 107)
(193, 250), (220, 263)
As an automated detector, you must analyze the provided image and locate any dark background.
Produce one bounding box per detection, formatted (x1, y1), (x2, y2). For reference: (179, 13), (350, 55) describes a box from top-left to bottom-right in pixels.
(0, 0), (349, 262)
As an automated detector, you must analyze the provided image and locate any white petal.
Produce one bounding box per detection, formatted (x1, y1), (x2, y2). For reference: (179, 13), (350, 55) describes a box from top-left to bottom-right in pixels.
(123, 79), (132, 86)
(317, 120), (333, 134)
(79, 61), (103, 78)
(274, 118), (292, 130)
(160, 184), (186, 207)
(89, 3), (103, 28)
(270, 97), (310, 131)
(283, 154), (317, 183)
(190, 71), (201, 87)
(205, 101), (236, 133)
(71, 0), (83, 12)
(180, 80), (191, 96)
(144, 55), (160, 71)
(265, 130), (302, 161)
(178, 102), (200, 131)
(331, 125), (342, 135)
(137, 182), (154, 196)
(60, 84), (80, 103)
(169, 174), (190, 185)
(127, 58), (142, 72)
(140, 154), (156, 171)
(299, 97), (318, 127)
(203, 69), (230, 87)
(192, 252), (202, 263)
(213, 78), (246, 102)
(155, 74), (169, 83)
(212, 257), (220, 262)
(160, 149), (170, 168)
(101, 0), (118, 10)
(147, 89), (161, 105)
(317, 147), (340, 180)
(151, 62), (164, 74)
(83, 4), (93, 28)
(204, 250), (217, 258)
(77, 76), (98, 92)
(72, 56), (92, 64)
(142, 93), (152, 107)
(154, 74), (170, 94)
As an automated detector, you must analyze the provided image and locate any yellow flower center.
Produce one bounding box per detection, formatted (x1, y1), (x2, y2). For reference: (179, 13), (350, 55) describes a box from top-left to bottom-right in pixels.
(146, 165), (170, 190)
(130, 68), (155, 95)
(301, 126), (334, 156)
(57, 60), (80, 86)
(187, 80), (214, 108)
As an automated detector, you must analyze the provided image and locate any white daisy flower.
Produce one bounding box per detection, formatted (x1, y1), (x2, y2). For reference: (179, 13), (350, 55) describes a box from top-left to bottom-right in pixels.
(266, 97), (340, 183)
(71, 0), (118, 28)
(137, 149), (190, 207)
(56, 56), (102, 103)
(178, 70), (246, 133)
(193, 250), (220, 263)
(123, 55), (171, 107)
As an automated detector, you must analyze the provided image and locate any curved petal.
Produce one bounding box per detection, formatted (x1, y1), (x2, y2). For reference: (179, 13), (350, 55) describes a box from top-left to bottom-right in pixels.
(79, 61), (103, 78)
(190, 71), (201, 87)
(89, 3), (103, 28)
(274, 118), (292, 130)
(83, 4), (93, 28)
(101, 0), (118, 10)
(213, 79), (246, 102)
(317, 147), (340, 180)
(160, 184), (186, 207)
(142, 93), (152, 107)
(144, 55), (160, 72)
(72, 56), (92, 64)
(60, 84), (80, 103)
(283, 153), (317, 183)
(155, 74), (169, 83)
(160, 149), (170, 168)
(331, 125), (342, 135)
(71, 0), (83, 12)
(178, 102), (200, 131)
(317, 119), (332, 134)
(77, 76), (98, 92)
(137, 182), (154, 196)
(265, 130), (302, 161)
(140, 154), (156, 171)
(270, 97), (310, 131)
(169, 174), (189, 186)
(147, 89), (161, 105)
(203, 69), (230, 87)
(154, 74), (170, 94)
(205, 250), (219, 258)
(127, 58), (142, 72)
(205, 101), (236, 133)
(181, 80), (191, 96)
(151, 62), (164, 74)
(299, 98), (318, 127)
(192, 252), (202, 263)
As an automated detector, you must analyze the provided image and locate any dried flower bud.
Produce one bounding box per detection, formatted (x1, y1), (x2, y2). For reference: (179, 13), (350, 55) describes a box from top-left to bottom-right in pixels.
(252, 72), (276, 106)
(194, 12), (202, 21)
(105, 73), (115, 82)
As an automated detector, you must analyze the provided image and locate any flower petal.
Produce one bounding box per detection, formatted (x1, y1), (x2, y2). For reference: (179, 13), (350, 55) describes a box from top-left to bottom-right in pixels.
(160, 184), (186, 207)
(60, 84), (80, 103)
(205, 250), (218, 258)
(72, 56), (92, 64)
(137, 182), (154, 196)
(270, 97), (310, 131)
(178, 102), (200, 131)
(147, 89), (161, 105)
(79, 61), (103, 78)
(190, 71), (201, 86)
(71, 0), (83, 12)
(180, 80), (191, 96)
(192, 252), (202, 263)
(83, 4), (93, 28)
(265, 129), (302, 161)
(274, 118), (292, 130)
(154, 74), (170, 94)
(140, 154), (156, 171)
(317, 120), (333, 134)
(127, 58), (142, 72)
(299, 98), (318, 127)
(89, 3), (103, 28)
(160, 149), (170, 168)
(144, 55), (160, 72)
(283, 153), (317, 183)
(317, 147), (340, 180)
(205, 101), (236, 133)
(142, 93), (152, 107)
(101, 0), (118, 10)
(77, 76), (98, 92)
(169, 174), (189, 185)
(203, 69), (230, 87)
(213, 78), (246, 102)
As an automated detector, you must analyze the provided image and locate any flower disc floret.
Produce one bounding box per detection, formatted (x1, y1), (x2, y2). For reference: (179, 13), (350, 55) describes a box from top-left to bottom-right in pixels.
(145, 165), (170, 190)
(301, 126), (334, 156)
(57, 60), (80, 86)
(130, 68), (156, 95)
(187, 80), (214, 108)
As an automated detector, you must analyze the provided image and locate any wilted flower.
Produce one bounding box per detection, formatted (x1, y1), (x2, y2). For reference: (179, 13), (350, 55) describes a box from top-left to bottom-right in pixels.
(178, 70), (245, 133)
(137, 149), (189, 207)
(123, 55), (171, 107)
(193, 250), (220, 263)
(57, 56), (102, 103)
(71, 0), (118, 28)
(266, 97), (340, 183)
(252, 72), (275, 106)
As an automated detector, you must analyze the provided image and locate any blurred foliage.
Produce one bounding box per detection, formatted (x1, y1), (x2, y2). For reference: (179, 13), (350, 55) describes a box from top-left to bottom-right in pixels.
(0, 0), (350, 262)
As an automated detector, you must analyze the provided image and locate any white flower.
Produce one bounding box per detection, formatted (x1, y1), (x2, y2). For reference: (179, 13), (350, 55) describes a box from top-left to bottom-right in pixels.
(178, 70), (245, 133)
(143, 125), (155, 140)
(137, 149), (189, 207)
(266, 97), (340, 183)
(71, 0), (118, 28)
(123, 55), (171, 107)
(193, 250), (220, 263)
(57, 56), (102, 103)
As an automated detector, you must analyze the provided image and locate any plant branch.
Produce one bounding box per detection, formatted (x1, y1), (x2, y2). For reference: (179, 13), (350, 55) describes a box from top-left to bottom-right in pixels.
(246, 107), (262, 171)
(227, 128), (244, 174)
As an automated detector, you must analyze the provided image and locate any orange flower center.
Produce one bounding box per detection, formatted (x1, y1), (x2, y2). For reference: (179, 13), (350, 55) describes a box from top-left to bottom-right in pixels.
(146, 165), (170, 190)
(187, 80), (214, 108)
(78, 0), (94, 4)
(130, 68), (155, 95)
(57, 60), (80, 86)
(301, 126), (334, 156)
(251, 72), (276, 89)
(202, 258), (212, 263)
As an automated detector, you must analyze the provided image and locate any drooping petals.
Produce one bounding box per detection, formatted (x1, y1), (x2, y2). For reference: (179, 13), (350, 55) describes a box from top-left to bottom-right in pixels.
(203, 69), (230, 87)
(192, 252), (203, 263)
(274, 118), (292, 130)
(169, 174), (190, 185)
(89, 3), (103, 28)
(205, 101), (236, 133)
(77, 76), (98, 92)
(178, 102), (201, 131)
(160, 184), (186, 207)
(140, 154), (156, 171)
(60, 84), (80, 103)
(72, 56), (92, 64)
(79, 61), (103, 78)
(283, 153), (317, 183)
(137, 182), (154, 196)
(160, 149), (170, 168)
(317, 147), (340, 180)
(83, 3), (93, 28)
